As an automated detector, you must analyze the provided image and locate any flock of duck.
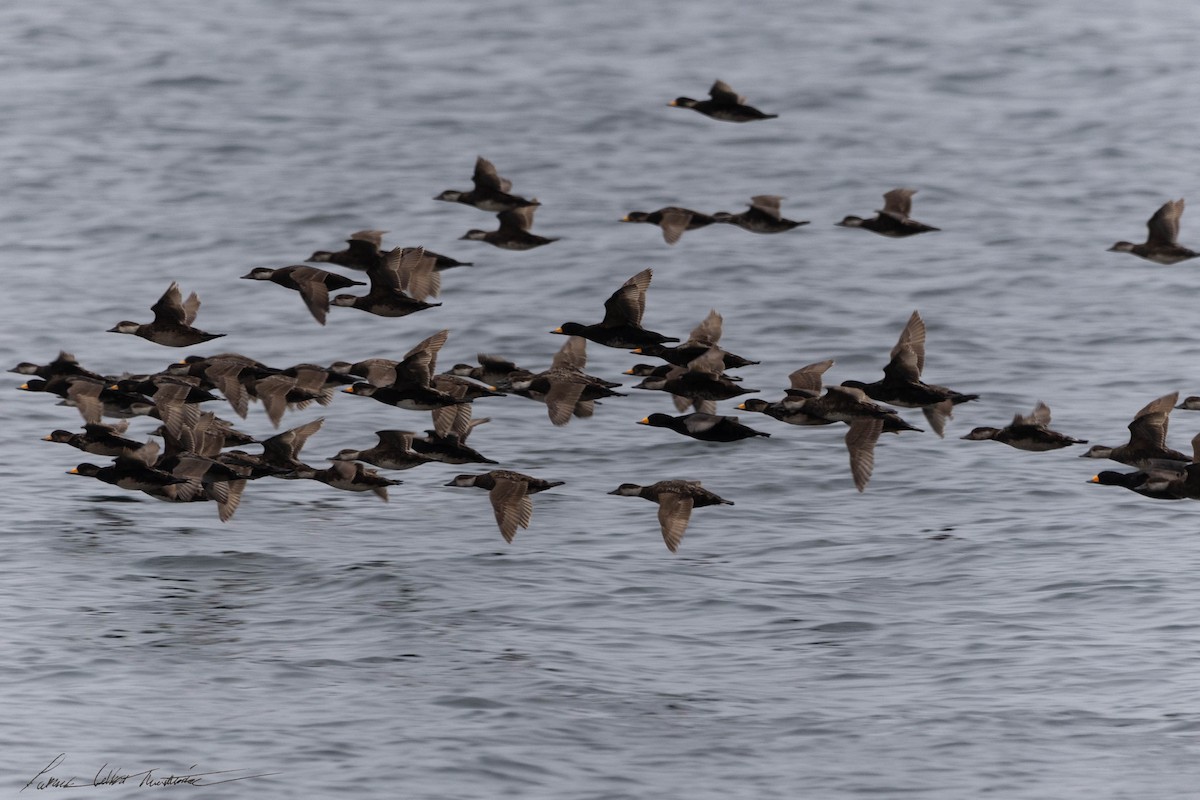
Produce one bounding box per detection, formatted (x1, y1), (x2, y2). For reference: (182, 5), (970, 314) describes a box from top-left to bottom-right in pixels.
(16, 80), (1200, 552)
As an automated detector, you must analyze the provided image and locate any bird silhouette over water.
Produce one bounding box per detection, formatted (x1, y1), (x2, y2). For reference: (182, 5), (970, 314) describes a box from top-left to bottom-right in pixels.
(446, 470), (564, 543)
(1108, 199), (1199, 264)
(1078, 392), (1189, 469)
(836, 188), (940, 237)
(552, 268), (679, 349)
(608, 480), (734, 552)
(435, 156), (540, 213)
(713, 196), (808, 233)
(620, 206), (717, 245)
(961, 401), (1088, 451)
(669, 80), (778, 123)
(107, 282), (226, 347)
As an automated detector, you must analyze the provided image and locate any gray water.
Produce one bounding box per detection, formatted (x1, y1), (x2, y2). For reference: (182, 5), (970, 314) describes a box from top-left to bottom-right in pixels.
(4, 1), (1200, 797)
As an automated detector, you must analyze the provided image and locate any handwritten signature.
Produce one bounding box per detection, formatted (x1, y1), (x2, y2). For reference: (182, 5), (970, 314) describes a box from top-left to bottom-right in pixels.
(22, 754), (277, 792)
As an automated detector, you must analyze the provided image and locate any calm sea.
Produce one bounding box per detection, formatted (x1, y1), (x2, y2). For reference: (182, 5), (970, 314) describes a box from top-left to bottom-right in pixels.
(4, 1), (1200, 798)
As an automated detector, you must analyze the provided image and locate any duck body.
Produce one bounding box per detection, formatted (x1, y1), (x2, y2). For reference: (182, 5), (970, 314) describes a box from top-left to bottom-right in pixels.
(961, 402), (1087, 451)
(836, 189), (939, 237)
(445, 470), (564, 542)
(621, 207), (717, 245)
(332, 430), (435, 471)
(1077, 392), (1190, 470)
(639, 412), (769, 442)
(435, 156), (540, 213)
(552, 268), (679, 349)
(608, 479), (733, 552)
(460, 207), (556, 250)
(107, 282), (225, 347)
(240, 265), (366, 325)
(1109, 199), (1200, 264)
(713, 196), (808, 233)
(669, 81), (777, 123)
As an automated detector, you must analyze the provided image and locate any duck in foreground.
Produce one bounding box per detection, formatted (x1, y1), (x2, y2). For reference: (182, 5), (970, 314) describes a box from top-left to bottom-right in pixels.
(836, 188), (940, 237)
(1108, 199), (1199, 264)
(107, 282), (226, 347)
(620, 206), (717, 245)
(1078, 392), (1190, 469)
(713, 195), (808, 233)
(608, 480), (734, 553)
(639, 412), (770, 443)
(445, 470), (564, 543)
(331, 246), (442, 318)
(961, 401), (1088, 451)
(552, 268), (679, 349)
(1089, 461), (1200, 501)
(669, 80), (778, 123)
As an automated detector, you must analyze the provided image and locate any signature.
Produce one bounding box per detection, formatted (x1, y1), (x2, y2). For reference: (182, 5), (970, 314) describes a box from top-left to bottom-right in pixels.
(22, 754), (277, 792)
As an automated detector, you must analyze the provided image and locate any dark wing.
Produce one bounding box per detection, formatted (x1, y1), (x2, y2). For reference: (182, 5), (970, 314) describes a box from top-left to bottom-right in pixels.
(787, 359), (835, 396)
(550, 336), (588, 371)
(658, 208), (691, 245)
(255, 374), (296, 428)
(1128, 391), (1179, 449)
(347, 229), (387, 249)
(684, 346), (726, 377)
(708, 80), (744, 105)
(681, 413), (725, 435)
(544, 380), (586, 427)
(882, 345), (922, 383)
(890, 310), (926, 376)
(601, 268), (652, 327)
(879, 188), (916, 220)
(1146, 199), (1184, 246)
(656, 492), (695, 553)
(489, 478), (532, 543)
(497, 206), (535, 232)
(432, 402), (473, 438)
(150, 282), (189, 326)
(262, 417), (325, 463)
(1015, 401), (1052, 428)
(396, 329), (451, 386)
(152, 381), (199, 438)
(921, 399), (955, 438)
(748, 195), (784, 220)
(66, 379), (105, 425)
(367, 247), (406, 293)
(472, 156), (512, 193)
(845, 418), (884, 492)
(285, 266), (333, 325)
(687, 309), (723, 346)
(601, 285), (643, 328)
(357, 358), (399, 387)
(375, 429), (417, 450)
(398, 247), (441, 301)
(205, 360), (251, 419)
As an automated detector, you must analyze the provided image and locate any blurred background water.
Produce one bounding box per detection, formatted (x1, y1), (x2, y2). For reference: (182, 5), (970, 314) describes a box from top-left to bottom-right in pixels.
(3, 1), (1200, 798)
